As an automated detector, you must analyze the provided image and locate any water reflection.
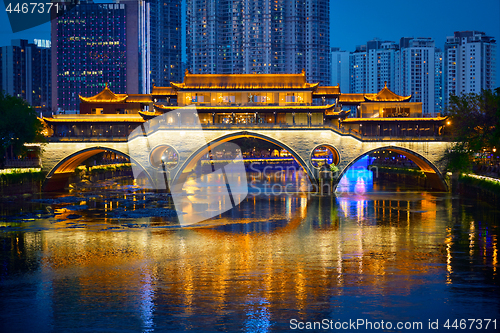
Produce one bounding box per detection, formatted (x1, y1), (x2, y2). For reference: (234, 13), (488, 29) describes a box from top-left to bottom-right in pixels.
(0, 171), (499, 332)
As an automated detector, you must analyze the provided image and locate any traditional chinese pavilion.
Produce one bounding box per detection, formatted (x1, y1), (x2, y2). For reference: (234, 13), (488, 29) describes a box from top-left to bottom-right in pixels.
(42, 72), (447, 139)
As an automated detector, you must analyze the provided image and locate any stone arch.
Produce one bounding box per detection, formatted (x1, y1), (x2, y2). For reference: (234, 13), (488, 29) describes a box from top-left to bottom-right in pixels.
(171, 131), (316, 186)
(44, 147), (152, 191)
(336, 145), (448, 191)
(309, 144), (341, 168)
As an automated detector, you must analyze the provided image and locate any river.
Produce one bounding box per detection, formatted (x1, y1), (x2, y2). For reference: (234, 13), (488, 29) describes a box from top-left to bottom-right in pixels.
(0, 169), (498, 332)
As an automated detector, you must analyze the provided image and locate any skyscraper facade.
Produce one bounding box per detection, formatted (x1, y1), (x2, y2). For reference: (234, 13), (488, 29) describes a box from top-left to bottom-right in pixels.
(148, 0), (182, 86)
(434, 49), (444, 115)
(396, 38), (436, 116)
(186, 0), (330, 85)
(330, 48), (349, 90)
(51, 1), (138, 113)
(444, 31), (496, 108)
(1, 39), (51, 109)
(349, 40), (398, 95)
(349, 45), (367, 94)
(367, 40), (397, 93)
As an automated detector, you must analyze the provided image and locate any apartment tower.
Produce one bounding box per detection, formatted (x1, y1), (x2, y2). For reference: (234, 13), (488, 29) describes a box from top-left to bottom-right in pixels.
(186, 0), (330, 85)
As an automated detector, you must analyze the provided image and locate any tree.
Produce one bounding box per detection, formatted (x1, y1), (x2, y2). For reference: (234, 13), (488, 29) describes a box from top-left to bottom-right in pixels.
(0, 91), (45, 167)
(442, 88), (500, 172)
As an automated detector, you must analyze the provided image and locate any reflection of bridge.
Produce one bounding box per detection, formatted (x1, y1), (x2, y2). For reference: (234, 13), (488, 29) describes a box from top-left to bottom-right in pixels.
(42, 125), (450, 191)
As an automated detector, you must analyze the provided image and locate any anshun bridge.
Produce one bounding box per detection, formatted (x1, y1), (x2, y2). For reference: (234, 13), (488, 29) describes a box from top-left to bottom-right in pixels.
(40, 71), (451, 191)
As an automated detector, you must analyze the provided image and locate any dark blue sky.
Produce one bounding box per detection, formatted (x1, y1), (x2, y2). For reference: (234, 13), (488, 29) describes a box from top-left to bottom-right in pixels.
(1, 0), (499, 84)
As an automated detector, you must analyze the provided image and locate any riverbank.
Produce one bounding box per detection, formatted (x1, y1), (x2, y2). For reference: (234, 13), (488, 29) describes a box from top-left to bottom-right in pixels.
(0, 164), (134, 196)
(457, 173), (500, 204)
(0, 168), (44, 196)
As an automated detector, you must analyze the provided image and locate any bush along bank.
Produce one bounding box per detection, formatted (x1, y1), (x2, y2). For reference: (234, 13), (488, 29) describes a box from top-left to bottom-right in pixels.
(457, 174), (500, 204)
(0, 168), (44, 195)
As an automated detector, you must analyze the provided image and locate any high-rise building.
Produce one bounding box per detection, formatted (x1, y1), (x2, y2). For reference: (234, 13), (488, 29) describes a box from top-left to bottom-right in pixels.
(349, 40), (398, 95)
(330, 48), (349, 91)
(51, 0), (139, 113)
(367, 40), (397, 93)
(349, 45), (367, 94)
(434, 49), (444, 115)
(135, 0), (182, 93)
(444, 31), (496, 108)
(396, 38), (436, 116)
(186, 0), (330, 85)
(1, 39), (51, 109)
(147, 0), (182, 87)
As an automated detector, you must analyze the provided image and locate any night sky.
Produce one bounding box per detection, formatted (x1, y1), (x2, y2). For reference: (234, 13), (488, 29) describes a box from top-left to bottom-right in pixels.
(0, 0), (499, 84)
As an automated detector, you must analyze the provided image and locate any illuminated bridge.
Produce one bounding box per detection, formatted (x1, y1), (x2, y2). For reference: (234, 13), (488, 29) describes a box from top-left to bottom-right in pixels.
(40, 72), (451, 191)
(40, 123), (451, 192)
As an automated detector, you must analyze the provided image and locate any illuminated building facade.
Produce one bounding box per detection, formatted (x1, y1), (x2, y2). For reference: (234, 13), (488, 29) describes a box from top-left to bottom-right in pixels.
(186, 0), (330, 85)
(0, 39), (51, 109)
(395, 38), (436, 116)
(444, 31), (496, 108)
(368, 41), (398, 93)
(434, 49), (444, 115)
(349, 45), (368, 94)
(51, 0), (139, 113)
(42, 72), (447, 141)
(145, 0), (182, 88)
(330, 48), (349, 90)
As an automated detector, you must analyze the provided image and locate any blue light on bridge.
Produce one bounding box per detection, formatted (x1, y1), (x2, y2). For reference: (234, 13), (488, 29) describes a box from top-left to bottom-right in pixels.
(337, 156), (374, 194)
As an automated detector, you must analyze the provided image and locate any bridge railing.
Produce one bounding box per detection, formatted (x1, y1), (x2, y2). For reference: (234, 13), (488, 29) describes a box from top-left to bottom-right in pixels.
(46, 123), (447, 142)
(46, 136), (129, 142)
(3, 158), (41, 168)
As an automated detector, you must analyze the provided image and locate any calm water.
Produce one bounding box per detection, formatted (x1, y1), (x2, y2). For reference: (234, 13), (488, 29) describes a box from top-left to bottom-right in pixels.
(0, 170), (499, 332)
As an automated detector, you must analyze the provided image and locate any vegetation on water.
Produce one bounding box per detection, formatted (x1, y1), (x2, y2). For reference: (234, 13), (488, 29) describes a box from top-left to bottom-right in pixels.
(442, 88), (500, 173)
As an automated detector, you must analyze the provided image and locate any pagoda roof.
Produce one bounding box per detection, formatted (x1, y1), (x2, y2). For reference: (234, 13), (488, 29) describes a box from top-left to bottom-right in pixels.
(338, 94), (367, 104)
(79, 84), (128, 103)
(325, 109), (350, 119)
(138, 111), (164, 120)
(126, 94), (153, 103)
(151, 86), (177, 97)
(364, 82), (412, 102)
(313, 86), (341, 97)
(171, 70), (319, 91)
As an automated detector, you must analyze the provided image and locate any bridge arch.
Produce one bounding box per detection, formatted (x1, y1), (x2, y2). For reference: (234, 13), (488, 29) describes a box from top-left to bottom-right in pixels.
(44, 147), (153, 191)
(171, 130), (316, 186)
(336, 145), (448, 192)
